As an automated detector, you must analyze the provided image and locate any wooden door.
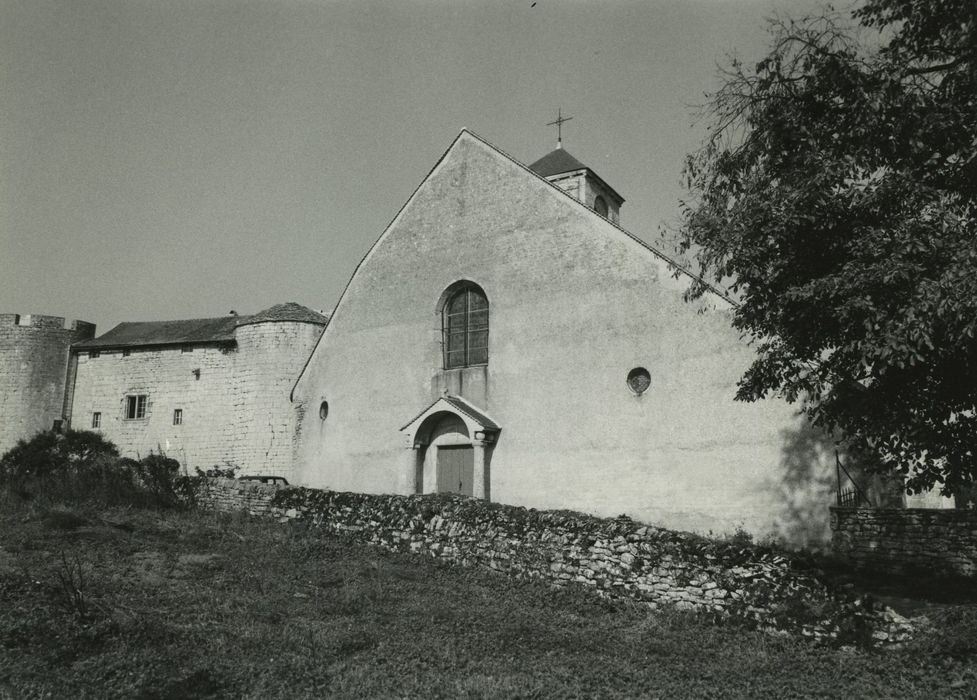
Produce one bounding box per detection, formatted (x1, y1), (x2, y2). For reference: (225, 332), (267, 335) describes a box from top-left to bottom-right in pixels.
(436, 445), (474, 496)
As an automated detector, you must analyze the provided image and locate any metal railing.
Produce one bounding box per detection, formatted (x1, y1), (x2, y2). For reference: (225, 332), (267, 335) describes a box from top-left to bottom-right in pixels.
(836, 450), (872, 507)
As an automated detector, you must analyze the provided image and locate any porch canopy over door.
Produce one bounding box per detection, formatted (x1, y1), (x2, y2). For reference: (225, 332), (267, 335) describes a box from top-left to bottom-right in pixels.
(400, 394), (500, 500)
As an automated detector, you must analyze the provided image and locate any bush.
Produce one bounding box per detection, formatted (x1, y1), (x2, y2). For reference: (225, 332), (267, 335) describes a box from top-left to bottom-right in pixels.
(0, 429), (119, 481)
(134, 454), (183, 508)
(0, 430), (187, 509)
(195, 465), (239, 478)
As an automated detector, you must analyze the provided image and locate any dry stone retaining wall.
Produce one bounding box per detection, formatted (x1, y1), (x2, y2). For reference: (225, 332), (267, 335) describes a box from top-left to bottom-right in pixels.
(190, 478), (916, 646)
(831, 507), (977, 577)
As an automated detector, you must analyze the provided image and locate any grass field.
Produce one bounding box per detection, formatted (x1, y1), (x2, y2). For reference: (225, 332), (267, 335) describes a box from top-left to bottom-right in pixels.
(1, 504), (976, 699)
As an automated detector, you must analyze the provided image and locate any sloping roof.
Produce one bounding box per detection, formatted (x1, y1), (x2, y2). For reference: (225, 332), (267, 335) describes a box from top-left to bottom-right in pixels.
(236, 302), (329, 328)
(399, 394), (501, 433)
(527, 148), (589, 177)
(442, 395), (500, 431)
(74, 316), (241, 349)
(291, 129), (737, 400)
(528, 146), (624, 205)
(75, 302), (328, 350)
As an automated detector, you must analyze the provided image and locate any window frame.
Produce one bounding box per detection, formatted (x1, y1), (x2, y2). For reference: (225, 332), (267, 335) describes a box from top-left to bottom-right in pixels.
(441, 285), (489, 369)
(91, 412), (101, 429)
(124, 394), (148, 420)
(593, 195), (609, 217)
(173, 408), (183, 425)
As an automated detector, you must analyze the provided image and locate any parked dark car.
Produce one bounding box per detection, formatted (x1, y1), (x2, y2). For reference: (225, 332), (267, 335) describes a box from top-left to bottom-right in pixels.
(238, 475), (289, 486)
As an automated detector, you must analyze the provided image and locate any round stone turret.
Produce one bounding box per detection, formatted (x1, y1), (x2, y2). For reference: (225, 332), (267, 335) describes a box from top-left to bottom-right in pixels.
(0, 313), (95, 454)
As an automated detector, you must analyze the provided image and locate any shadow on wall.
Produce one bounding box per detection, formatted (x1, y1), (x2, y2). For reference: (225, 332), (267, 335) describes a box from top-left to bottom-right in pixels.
(768, 417), (837, 551)
(770, 416), (906, 550)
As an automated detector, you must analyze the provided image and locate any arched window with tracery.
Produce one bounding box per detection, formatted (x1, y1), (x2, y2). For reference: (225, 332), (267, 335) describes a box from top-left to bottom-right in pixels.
(442, 285), (489, 368)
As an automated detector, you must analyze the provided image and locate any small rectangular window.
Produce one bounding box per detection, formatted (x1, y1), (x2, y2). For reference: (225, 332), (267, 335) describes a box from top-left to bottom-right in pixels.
(124, 394), (147, 420)
(89, 350), (100, 359)
(92, 412), (101, 429)
(122, 349), (131, 357)
(173, 408), (182, 425)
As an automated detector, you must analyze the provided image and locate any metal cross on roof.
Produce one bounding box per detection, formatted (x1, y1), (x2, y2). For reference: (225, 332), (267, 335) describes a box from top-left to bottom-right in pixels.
(546, 108), (573, 149)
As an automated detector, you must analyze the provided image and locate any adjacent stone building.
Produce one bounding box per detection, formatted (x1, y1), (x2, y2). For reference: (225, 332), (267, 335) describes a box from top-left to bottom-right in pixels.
(0, 313), (96, 455)
(68, 303), (327, 478)
(291, 130), (824, 539)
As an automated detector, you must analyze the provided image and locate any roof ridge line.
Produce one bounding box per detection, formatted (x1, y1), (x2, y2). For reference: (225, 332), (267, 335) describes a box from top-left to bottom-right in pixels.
(461, 129), (738, 308)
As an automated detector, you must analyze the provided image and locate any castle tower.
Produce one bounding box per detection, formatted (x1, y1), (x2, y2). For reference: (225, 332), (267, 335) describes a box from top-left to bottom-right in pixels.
(528, 147), (625, 224)
(229, 303), (329, 477)
(0, 313), (95, 455)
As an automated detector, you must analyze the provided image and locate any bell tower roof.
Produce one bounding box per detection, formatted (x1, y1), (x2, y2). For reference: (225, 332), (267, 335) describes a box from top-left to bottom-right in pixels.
(527, 148), (589, 178)
(527, 147), (625, 223)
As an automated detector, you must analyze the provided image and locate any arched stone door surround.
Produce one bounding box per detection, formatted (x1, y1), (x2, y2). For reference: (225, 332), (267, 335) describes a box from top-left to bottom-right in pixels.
(400, 395), (499, 500)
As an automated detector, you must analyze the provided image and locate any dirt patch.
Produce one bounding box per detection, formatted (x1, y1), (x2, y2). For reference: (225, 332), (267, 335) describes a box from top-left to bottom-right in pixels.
(176, 553), (222, 568)
(126, 551), (223, 584)
(0, 549), (21, 577)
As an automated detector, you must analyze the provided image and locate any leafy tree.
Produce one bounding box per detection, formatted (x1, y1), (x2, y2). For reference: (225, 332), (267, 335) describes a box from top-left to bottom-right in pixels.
(678, 0), (976, 495)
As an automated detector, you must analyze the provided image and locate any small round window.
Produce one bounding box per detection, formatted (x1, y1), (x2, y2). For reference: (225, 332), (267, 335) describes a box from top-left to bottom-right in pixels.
(627, 367), (651, 395)
(319, 401), (329, 420)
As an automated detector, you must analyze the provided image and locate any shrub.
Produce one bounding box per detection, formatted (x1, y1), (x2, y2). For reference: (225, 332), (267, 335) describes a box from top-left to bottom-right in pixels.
(0, 430), (187, 509)
(0, 429), (119, 481)
(1, 429), (121, 503)
(134, 454), (183, 508)
(195, 464), (239, 478)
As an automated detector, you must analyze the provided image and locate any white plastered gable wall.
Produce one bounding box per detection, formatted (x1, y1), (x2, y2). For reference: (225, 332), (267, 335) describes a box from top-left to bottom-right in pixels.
(292, 129), (828, 543)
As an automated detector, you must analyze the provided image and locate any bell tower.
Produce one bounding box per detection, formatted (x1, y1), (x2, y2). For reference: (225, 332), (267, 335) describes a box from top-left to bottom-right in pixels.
(528, 111), (625, 223)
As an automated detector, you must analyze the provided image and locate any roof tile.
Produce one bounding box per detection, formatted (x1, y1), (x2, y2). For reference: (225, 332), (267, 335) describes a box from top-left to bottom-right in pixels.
(75, 302), (328, 349)
(527, 148), (589, 178)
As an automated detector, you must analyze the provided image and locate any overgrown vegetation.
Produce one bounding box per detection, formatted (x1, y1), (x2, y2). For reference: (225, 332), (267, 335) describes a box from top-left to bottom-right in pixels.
(0, 429), (187, 509)
(3, 438), (976, 696)
(1, 503), (975, 698)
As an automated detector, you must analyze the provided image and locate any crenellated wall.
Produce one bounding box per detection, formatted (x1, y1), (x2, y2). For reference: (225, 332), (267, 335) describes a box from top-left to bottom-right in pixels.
(0, 313), (95, 455)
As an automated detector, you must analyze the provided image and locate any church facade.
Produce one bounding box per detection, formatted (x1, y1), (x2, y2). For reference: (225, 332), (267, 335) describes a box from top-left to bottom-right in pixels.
(292, 130), (821, 538)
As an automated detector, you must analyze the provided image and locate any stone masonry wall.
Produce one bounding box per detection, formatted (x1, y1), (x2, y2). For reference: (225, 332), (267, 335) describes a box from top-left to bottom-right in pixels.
(71, 343), (238, 469)
(190, 478), (917, 646)
(831, 507), (977, 577)
(70, 320), (323, 477)
(226, 321), (325, 478)
(0, 313), (95, 455)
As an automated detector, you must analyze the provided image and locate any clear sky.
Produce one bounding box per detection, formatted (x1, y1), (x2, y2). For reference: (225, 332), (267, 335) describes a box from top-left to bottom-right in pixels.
(1, 0), (836, 332)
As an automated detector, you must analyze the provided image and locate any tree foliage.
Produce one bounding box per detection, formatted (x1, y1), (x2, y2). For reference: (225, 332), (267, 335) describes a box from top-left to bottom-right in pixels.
(678, 0), (977, 495)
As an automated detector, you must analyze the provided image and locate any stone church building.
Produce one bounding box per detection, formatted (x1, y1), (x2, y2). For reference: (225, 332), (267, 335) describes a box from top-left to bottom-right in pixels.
(291, 130), (819, 537)
(10, 130), (929, 541)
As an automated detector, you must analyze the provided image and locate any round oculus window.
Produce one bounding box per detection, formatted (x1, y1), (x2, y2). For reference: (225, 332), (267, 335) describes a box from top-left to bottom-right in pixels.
(319, 401), (329, 420)
(627, 367), (651, 395)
